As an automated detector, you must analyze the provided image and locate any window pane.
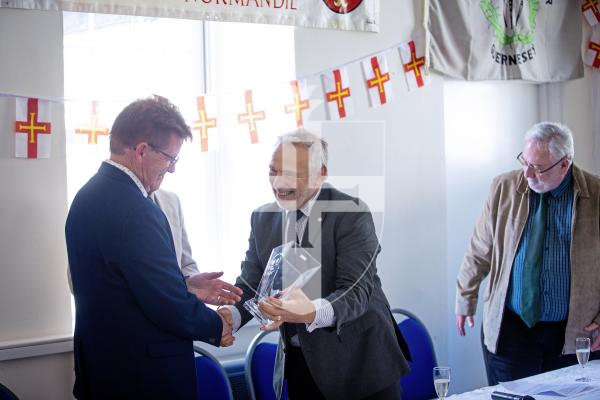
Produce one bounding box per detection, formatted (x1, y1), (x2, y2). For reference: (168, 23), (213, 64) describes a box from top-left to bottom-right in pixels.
(63, 13), (296, 288)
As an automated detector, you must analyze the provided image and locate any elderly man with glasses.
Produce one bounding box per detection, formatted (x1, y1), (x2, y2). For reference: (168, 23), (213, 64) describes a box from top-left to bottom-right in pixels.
(455, 122), (600, 385)
(66, 97), (235, 400)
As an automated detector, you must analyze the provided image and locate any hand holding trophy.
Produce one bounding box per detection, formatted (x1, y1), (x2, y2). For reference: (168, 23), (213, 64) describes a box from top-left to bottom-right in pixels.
(244, 242), (321, 328)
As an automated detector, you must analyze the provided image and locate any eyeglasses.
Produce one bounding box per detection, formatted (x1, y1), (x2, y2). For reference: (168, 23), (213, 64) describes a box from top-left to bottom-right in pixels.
(517, 152), (566, 175)
(149, 143), (179, 166)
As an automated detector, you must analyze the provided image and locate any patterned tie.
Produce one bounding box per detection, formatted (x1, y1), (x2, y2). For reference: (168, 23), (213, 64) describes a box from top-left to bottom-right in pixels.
(520, 192), (548, 328)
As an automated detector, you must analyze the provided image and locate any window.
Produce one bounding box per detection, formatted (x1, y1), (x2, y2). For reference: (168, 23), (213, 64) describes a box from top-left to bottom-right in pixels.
(63, 13), (296, 286)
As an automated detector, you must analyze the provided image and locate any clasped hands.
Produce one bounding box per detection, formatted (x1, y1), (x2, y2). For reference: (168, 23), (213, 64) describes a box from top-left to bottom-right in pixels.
(215, 288), (316, 347)
(185, 272), (242, 347)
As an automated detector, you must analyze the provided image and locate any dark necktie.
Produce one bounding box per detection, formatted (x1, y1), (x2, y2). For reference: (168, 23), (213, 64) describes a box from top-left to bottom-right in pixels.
(282, 210), (305, 344)
(284, 209), (305, 245)
(520, 192), (548, 328)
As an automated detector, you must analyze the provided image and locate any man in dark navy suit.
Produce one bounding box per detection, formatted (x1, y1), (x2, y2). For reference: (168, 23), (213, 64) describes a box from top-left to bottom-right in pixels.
(66, 97), (235, 399)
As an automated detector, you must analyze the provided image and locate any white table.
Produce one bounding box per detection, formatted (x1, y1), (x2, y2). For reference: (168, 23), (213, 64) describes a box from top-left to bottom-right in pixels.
(446, 360), (600, 400)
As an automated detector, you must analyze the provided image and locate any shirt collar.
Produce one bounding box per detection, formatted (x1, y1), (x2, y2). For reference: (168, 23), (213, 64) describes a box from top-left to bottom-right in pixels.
(283, 187), (322, 218)
(550, 166), (573, 199)
(104, 159), (148, 197)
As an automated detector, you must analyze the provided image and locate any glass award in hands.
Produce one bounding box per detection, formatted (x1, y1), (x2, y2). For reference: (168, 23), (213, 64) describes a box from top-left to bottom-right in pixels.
(244, 241), (321, 326)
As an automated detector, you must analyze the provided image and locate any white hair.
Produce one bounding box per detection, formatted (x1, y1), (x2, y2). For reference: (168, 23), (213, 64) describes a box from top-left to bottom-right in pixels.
(275, 128), (328, 176)
(524, 122), (574, 161)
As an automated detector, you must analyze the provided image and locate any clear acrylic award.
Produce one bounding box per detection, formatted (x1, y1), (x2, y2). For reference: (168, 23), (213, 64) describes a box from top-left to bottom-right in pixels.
(244, 241), (321, 325)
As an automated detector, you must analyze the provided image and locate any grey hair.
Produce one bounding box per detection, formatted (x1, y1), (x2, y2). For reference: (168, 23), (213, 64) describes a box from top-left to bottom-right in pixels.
(524, 122), (574, 161)
(275, 128), (328, 176)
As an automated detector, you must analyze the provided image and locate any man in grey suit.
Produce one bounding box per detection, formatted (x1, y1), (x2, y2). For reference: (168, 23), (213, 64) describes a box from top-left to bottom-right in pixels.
(219, 129), (411, 400)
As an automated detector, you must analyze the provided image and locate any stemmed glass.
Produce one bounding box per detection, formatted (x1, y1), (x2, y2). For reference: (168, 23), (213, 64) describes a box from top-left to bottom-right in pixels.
(575, 337), (591, 382)
(433, 366), (451, 400)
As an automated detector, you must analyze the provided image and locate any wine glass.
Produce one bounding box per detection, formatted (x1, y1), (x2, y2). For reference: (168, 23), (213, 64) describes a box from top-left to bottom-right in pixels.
(575, 337), (591, 382)
(433, 366), (451, 400)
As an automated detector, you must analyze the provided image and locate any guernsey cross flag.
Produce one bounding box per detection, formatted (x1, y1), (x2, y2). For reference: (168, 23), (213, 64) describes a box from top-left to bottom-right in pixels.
(238, 90), (266, 144)
(15, 98), (52, 159)
(192, 95), (219, 152)
(361, 52), (394, 107)
(284, 80), (311, 127)
(75, 101), (109, 145)
(322, 67), (354, 120)
(582, 0), (600, 26)
(585, 30), (600, 69)
(399, 37), (430, 91)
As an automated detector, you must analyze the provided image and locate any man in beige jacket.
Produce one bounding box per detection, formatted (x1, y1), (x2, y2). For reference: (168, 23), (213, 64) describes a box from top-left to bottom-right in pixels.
(456, 122), (600, 385)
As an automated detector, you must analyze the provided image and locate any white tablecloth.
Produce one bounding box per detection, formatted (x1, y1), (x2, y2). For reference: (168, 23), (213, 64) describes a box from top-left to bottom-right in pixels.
(446, 360), (600, 400)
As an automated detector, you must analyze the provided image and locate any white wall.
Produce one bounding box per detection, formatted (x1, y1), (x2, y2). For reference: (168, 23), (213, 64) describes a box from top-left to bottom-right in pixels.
(444, 81), (540, 392)
(0, 8), (74, 400)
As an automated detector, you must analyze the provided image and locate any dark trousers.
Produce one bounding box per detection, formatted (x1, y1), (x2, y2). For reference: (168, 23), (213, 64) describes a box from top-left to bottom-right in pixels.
(482, 308), (588, 385)
(285, 346), (402, 400)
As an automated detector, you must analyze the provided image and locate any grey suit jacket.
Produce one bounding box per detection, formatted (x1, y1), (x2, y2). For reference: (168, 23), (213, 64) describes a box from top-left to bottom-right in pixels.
(234, 184), (411, 400)
(153, 189), (199, 277)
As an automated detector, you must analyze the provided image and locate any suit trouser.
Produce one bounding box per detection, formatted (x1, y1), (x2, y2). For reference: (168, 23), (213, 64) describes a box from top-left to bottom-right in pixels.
(482, 307), (591, 385)
(285, 345), (402, 400)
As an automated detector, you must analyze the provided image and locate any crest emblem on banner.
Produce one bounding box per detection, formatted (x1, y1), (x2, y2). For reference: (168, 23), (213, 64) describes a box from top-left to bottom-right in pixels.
(480, 0), (539, 46)
(481, 0), (540, 67)
(322, 0), (364, 14)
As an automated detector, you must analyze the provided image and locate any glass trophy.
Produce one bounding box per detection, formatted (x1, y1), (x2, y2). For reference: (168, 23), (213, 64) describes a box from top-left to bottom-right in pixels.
(244, 241), (321, 325)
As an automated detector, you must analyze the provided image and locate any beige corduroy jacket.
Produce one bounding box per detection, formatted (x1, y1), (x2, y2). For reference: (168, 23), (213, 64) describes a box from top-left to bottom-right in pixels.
(456, 164), (600, 354)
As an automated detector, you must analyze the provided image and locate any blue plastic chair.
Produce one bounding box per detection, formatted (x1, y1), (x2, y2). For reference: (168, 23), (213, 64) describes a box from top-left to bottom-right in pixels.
(245, 330), (288, 400)
(392, 308), (438, 400)
(193, 345), (234, 400)
(0, 383), (18, 400)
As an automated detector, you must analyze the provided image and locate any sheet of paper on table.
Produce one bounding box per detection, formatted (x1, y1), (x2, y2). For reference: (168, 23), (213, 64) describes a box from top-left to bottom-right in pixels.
(501, 380), (600, 398)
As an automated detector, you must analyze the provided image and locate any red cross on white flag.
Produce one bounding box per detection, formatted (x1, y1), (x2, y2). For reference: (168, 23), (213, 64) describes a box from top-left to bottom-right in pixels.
(585, 31), (600, 69)
(15, 98), (52, 159)
(399, 37), (430, 91)
(322, 67), (353, 120)
(75, 101), (109, 145)
(361, 52), (394, 108)
(238, 90), (266, 144)
(284, 80), (311, 127)
(192, 95), (219, 152)
(582, 0), (600, 26)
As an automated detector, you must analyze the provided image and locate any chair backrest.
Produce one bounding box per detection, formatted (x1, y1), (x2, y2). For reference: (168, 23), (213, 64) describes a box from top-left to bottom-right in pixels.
(0, 383), (19, 400)
(245, 330), (288, 400)
(392, 308), (438, 400)
(193, 345), (234, 400)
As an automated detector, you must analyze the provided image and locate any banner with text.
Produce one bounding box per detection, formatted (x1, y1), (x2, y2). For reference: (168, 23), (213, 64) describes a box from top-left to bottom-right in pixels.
(1, 0), (379, 32)
(427, 0), (583, 82)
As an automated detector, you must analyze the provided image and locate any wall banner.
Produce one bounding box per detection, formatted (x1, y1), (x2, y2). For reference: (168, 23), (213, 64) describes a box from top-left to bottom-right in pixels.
(427, 0), (583, 82)
(1, 0), (379, 32)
